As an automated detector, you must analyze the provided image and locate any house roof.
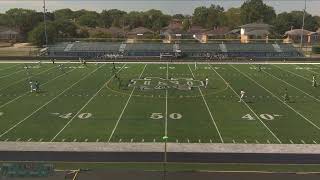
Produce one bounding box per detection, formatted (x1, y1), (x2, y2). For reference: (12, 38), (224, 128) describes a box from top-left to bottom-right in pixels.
(187, 26), (207, 34)
(239, 23), (271, 29)
(127, 27), (153, 35)
(245, 29), (270, 36)
(285, 29), (314, 36)
(202, 27), (230, 36)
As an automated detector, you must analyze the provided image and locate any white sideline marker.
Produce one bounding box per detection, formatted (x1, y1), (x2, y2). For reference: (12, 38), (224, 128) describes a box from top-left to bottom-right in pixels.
(244, 140), (248, 144)
(290, 140), (294, 144)
(232, 139), (236, 144)
(301, 140), (306, 144)
(27, 138), (32, 142)
(313, 140), (317, 144)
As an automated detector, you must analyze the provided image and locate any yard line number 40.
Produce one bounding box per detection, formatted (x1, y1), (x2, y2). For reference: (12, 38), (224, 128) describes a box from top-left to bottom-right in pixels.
(242, 113), (282, 121)
(51, 112), (92, 119)
(150, 113), (182, 120)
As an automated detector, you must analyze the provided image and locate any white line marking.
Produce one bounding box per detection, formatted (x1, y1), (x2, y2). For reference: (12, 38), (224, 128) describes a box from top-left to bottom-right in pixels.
(0, 64), (19, 72)
(262, 69), (320, 103)
(290, 140), (294, 144)
(85, 139), (88, 142)
(188, 64), (224, 143)
(107, 64), (147, 142)
(301, 140), (306, 144)
(231, 65), (320, 131)
(4, 138), (8, 142)
(165, 62), (168, 137)
(255, 140), (259, 144)
(210, 139), (212, 143)
(131, 138), (133, 142)
(73, 139), (77, 142)
(142, 139), (144, 142)
(267, 140), (270, 144)
(0, 68), (76, 109)
(313, 140), (317, 144)
(62, 139), (65, 142)
(244, 140), (247, 143)
(0, 65), (56, 92)
(232, 139), (235, 143)
(51, 64), (125, 142)
(187, 139), (190, 143)
(0, 66), (103, 138)
(273, 65), (311, 82)
(96, 139), (99, 142)
(16, 138), (20, 142)
(119, 139), (122, 142)
(210, 64), (282, 143)
(295, 64), (320, 75)
(27, 138), (32, 142)
(198, 139), (201, 143)
(0, 69), (24, 79)
(39, 138), (43, 142)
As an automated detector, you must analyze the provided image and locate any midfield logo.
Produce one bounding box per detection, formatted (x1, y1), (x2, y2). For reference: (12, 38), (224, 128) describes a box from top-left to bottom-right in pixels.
(129, 77), (204, 90)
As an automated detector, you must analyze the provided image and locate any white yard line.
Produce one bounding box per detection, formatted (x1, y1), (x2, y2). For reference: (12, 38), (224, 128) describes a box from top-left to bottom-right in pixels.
(0, 66), (103, 138)
(50, 64), (126, 142)
(0, 69), (24, 79)
(231, 64), (320, 131)
(0, 68), (76, 109)
(294, 64), (320, 75)
(165, 62), (168, 137)
(262, 69), (320, 103)
(107, 64), (147, 142)
(273, 64), (311, 82)
(0, 64), (19, 71)
(0, 65), (57, 92)
(209, 64), (282, 143)
(187, 64), (224, 143)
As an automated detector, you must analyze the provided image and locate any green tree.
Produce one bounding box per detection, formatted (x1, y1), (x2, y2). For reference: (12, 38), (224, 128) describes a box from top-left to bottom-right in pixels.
(28, 21), (57, 46)
(54, 8), (74, 20)
(5, 8), (43, 35)
(240, 0), (276, 24)
(225, 8), (241, 29)
(78, 11), (100, 27)
(55, 20), (78, 38)
(193, 5), (225, 28)
(100, 9), (127, 28)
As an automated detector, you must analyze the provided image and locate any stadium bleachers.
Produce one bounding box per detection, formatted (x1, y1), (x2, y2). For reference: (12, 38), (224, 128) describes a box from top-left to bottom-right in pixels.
(48, 42), (303, 58)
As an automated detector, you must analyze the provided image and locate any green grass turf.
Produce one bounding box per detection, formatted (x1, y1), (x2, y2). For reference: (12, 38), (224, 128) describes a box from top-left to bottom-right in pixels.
(1, 62), (320, 144)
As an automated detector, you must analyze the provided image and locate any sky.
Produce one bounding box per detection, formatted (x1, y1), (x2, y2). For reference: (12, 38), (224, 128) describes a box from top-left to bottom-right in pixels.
(0, 0), (320, 16)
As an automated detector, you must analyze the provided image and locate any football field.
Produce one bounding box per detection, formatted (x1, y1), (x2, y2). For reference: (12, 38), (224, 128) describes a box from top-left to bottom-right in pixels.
(1, 61), (320, 144)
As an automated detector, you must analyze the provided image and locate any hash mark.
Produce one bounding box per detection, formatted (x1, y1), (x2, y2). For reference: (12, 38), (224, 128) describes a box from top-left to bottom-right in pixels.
(210, 139), (212, 143)
(62, 139), (65, 142)
(39, 138), (43, 142)
(4, 138), (9, 142)
(255, 140), (259, 144)
(119, 139), (122, 142)
(131, 138), (133, 142)
(142, 139), (144, 142)
(176, 139), (178, 143)
(16, 138), (20, 142)
(198, 139), (201, 143)
(267, 140), (270, 144)
(290, 140), (294, 144)
(73, 139), (77, 142)
(96, 139), (99, 142)
(153, 139), (155, 142)
(313, 140), (317, 144)
(301, 140), (305, 144)
(244, 140), (247, 143)
(27, 138), (32, 142)
(232, 139), (235, 143)
(187, 139), (190, 143)
(85, 139), (88, 142)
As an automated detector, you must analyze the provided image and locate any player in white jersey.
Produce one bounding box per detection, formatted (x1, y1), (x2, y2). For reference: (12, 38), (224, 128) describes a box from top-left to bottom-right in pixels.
(312, 75), (317, 87)
(205, 77), (209, 88)
(239, 89), (245, 102)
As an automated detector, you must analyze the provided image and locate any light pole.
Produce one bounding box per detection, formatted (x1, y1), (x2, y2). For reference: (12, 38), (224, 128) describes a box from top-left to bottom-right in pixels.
(300, 0), (307, 50)
(43, 0), (48, 47)
(162, 135), (168, 180)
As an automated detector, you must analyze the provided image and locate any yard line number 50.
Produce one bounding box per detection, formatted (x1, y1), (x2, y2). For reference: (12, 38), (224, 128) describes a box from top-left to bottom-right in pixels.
(150, 113), (182, 120)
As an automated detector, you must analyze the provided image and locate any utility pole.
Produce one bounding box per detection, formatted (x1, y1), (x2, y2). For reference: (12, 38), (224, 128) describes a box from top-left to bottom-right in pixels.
(43, 0), (48, 47)
(300, 0), (307, 50)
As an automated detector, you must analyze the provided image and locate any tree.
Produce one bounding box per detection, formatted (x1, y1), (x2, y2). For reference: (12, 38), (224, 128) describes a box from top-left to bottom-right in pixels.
(193, 5), (225, 28)
(54, 8), (74, 20)
(182, 18), (191, 31)
(225, 8), (241, 29)
(273, 11), (319, 35)
(77, 11), (100, 27)
(55, 20), (78, 38)
(100, 9), (127, 28)
(240, 0), (276, 24)
(5, 8), (43, 35)
(28, 21), (57, 46)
